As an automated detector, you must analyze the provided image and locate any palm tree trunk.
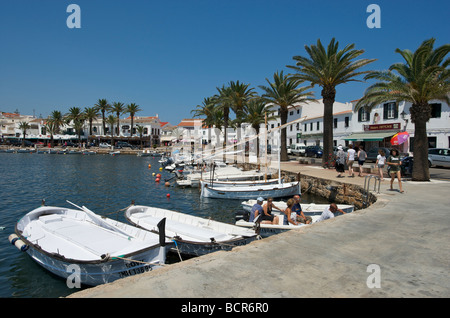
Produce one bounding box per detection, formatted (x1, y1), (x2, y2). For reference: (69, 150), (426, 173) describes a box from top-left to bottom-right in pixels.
(280, 108), (288, 161)
(322, 87), (336, 166)
(411, 103), (431, 181)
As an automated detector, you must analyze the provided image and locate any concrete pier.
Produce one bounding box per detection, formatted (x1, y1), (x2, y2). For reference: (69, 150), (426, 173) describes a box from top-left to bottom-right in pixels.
(68, 161), (450, 298)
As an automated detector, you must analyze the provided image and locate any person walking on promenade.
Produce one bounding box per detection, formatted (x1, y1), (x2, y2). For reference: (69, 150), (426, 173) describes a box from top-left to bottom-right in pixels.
(376, 149), (386, 181)
(335, 145), (346, 178)
(387, 149), (404, 193)
(357, 146), (367, 177)
(347, 144), (356, 177)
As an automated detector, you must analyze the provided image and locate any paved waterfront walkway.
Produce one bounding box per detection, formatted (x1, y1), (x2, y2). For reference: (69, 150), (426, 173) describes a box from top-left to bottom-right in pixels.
(69, 161), (450, 298)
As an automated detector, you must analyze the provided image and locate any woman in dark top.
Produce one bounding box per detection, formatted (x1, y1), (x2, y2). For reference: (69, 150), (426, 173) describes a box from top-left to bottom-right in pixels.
(261, 197), (281, 224)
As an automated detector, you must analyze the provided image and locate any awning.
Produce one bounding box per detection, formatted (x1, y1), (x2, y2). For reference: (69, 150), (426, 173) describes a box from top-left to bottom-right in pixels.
(343, 131), (397, 141)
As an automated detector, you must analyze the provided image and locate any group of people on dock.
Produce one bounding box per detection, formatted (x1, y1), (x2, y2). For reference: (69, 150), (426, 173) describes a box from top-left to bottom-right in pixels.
(335, 145), (404, 193)
(249, 195), (346, 226)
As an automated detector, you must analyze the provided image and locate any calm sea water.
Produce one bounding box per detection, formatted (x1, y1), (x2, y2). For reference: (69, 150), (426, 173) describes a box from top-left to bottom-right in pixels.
(0, 152), (329, 298)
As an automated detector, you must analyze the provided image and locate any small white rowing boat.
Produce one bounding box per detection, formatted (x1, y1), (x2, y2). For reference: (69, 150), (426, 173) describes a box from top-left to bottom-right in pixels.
(9, 203), (171, 286)
(125, 205), (259, 256)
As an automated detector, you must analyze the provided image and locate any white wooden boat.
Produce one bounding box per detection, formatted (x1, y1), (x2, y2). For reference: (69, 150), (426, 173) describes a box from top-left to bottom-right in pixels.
(9, 203), (171, 286)
(200, 180), (300, 200)
(137, 150), (152, 157)
(236, 200), (354, 236)
(234, 211), (319, 236)
(109, 150), (121, 156)
(125, 205), (258, 256)
(82, 150), (97, 155)
(241, 200), (355, 215)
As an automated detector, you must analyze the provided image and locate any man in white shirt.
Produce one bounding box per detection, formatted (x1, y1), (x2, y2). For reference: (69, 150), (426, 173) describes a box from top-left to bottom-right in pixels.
(317, 203), (347, 222)
(347, 144), (356, 177)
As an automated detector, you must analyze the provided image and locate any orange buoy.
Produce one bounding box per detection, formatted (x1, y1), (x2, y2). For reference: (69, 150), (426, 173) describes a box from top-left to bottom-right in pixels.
(166, 193), (170, 198)
(155, 178), (160, 182)
(165, 182), (170, 187)
(156, 173), (161, 178)
(148, 164), (152, 169)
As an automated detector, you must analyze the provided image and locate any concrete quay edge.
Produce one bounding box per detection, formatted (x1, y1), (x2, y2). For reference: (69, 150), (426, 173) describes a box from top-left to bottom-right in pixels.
(68, 161), (450, 298)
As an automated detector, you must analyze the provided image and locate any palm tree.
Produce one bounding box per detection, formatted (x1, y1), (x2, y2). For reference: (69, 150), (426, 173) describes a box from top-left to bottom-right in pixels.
(259, 71), (315, 161)
(94, 99), (111, 135)
(84, 107), (99, 137)
(65, 107), (85, 147)
(111, 102), (125, 138)
(126, 103), (142, 137)
(17, 121), (31, 147)
(106, 115), (116, 147)
(243, 97), (277, 157)
(228, 81), (256, 127)
(45, 120), (57, 148)
(47, 110), (65, 147)
(191, 97), (217, 128)
(288, 38), (376, 165)
(136, 125), (145, 149)
(214, 86), (233, 148)
(355, 38), (449, 181)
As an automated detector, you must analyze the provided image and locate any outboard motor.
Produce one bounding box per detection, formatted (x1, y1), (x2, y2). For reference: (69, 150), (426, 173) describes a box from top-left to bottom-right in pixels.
(235, 210), (250, 222)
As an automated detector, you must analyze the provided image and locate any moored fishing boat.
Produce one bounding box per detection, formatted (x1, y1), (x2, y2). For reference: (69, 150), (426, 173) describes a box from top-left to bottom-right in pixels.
(8, 203), (171, 286)
(200, 180), (300, 200)
(241, 199), (355, 215)
(125, 204), (259, 256)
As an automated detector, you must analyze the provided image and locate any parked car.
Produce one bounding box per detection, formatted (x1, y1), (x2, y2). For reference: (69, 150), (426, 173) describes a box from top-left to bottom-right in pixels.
(428, 148), (450, 167)
(116, 141), (135, 149)
(290, 144), (307, 156)
(99, 142), (111, 148)
(305, 146), (323, 158)
(366, 147), (391, 162)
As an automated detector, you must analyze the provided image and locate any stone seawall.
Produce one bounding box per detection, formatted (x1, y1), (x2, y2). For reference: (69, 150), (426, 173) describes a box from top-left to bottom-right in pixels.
(237, 162), (376, 210)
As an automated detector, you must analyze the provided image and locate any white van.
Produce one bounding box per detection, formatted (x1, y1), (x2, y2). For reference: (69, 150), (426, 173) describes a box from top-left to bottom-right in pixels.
(290, 144), (306, 156)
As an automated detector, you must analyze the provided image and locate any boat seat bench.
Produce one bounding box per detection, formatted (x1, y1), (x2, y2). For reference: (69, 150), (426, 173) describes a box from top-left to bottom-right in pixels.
(133, 214), (229, 242)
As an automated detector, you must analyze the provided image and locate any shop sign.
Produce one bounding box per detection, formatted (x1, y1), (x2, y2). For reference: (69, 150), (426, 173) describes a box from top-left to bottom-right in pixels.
(364, 123), (401, 131)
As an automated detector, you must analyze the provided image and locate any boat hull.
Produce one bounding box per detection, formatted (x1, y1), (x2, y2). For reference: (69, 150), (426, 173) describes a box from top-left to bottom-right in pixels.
(22, 241), (165, 286)
(11, 205), (170, 286)
(125, 205), (258, 257)
(201, 181), (300, 200)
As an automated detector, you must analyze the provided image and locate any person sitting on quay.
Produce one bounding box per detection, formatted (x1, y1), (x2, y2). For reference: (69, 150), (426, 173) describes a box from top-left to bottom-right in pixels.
(317, 203), (347, 222)
(261, 197), (282, 225)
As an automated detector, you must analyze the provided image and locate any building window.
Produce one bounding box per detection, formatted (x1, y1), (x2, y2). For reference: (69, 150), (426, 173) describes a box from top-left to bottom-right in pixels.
(430, 103), (441, 118)
(316, 121), (319, 130)
(334, 118), (338, 129)
(345, 117), (349, 127)
(304, 124), (307, 132)
(310, 123), (313, 131)
(297, 109), (300, 114)
(383, 102), (398, 119)
(358, 107), (370, 122)
(289, 111), (293, 116)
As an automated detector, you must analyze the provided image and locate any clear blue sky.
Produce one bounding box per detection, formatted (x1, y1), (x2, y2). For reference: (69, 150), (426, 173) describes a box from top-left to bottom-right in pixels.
(0, 0), (448, 125)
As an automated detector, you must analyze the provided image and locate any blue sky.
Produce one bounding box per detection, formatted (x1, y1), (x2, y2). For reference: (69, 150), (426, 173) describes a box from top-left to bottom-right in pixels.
(0, 0), (448, 125)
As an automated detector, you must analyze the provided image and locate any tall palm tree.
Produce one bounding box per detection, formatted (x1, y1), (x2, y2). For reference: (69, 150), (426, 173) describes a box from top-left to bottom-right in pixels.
(45, 120), (57, 148)
(259, 71), (315, 161)
(213, 86), (234, 149)
(84, 107), (99, 137)
(111, 102), (125, 138)
(355, 38), (449, 181)
(94, 99), (111, 135)
(106, 115), (116, 147)
(65, 107), (85, 147)
(136, 125), (145, 149)
(125, 103), (142, 137)
(243, 97), (277, 158)
(191, 97), (217, 127)
(47, 110), (65, 147)
(17, 121), (31, 147)
(228, 80), (256, 127)
(288, 38), (376, 165)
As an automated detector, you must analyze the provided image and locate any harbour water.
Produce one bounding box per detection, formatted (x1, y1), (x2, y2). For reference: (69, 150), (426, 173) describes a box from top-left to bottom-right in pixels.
(0, 152), (329, 298)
